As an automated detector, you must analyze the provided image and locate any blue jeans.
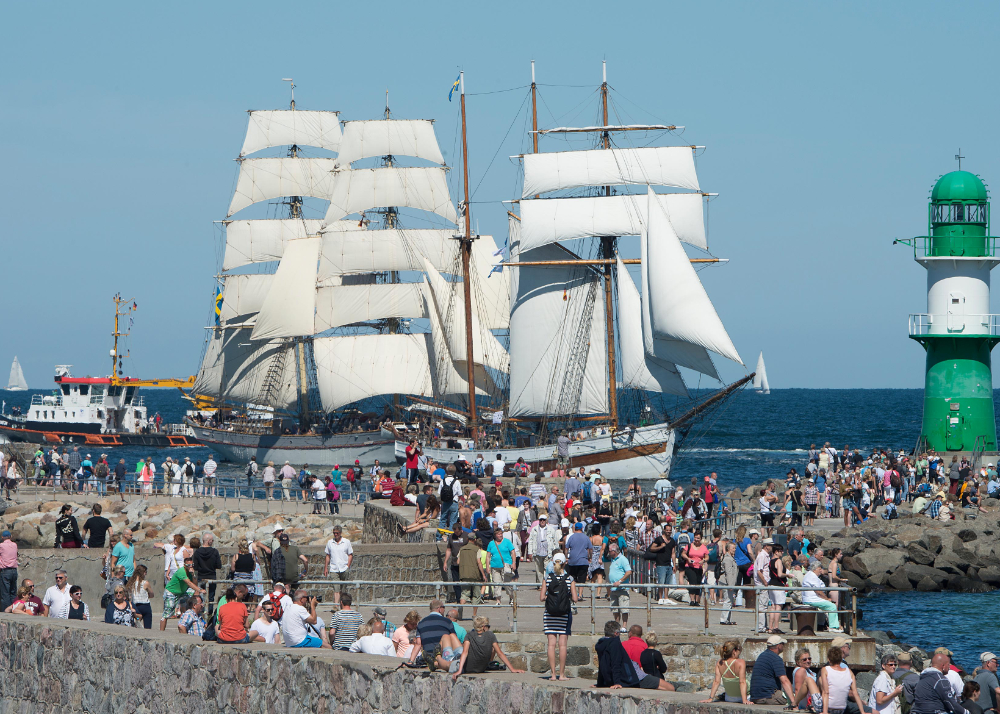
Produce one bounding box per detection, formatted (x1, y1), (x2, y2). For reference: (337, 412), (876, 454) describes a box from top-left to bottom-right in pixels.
(655, 565), (673, 598)
(96, 477), (107, 495)
(442, 502), (460, 532)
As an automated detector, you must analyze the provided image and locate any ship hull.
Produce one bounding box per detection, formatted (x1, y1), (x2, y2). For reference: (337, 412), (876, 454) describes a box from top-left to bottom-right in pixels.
(190, 424), (397, 466)
(0, 419), (201, 448)
(392, 422), (675, 480)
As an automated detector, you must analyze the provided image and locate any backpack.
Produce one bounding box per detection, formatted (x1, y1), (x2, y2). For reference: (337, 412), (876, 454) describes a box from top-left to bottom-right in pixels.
(582, 481), (593, 503)
(440, 476), (456, 503)
(267, 592), (284, 621)
(270, 546), (286, 583)
(707, 542), (719, 565)
(890, 472), (902, 489)
(186, 463), (195, 477)
(245, 462), (255, 478)
(545, 573), (572, 616)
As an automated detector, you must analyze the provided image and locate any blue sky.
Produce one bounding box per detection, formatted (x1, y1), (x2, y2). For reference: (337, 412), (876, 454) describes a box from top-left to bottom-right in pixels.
(3, 1), (1000, 389)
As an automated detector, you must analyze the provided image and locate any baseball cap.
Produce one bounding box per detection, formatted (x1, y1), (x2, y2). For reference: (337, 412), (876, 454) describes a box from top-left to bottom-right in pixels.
(935, 647), (953, 656)
(373, 606), (387, 617)
(831, 636), (853, 648)
(766, 634), (787, 646)
(552, 553), (566, 564)
(574, 522), (584, 530)
(538, 513), (548, 520)
(981, 652), (998, 664)
(897, 653), (911, 663)
(560, 518), (571, 528)
(272, 524), (285, 532)
(0, 530), (9, 538)
(273, 582), (286, 591)
(278, 533), (289, 542)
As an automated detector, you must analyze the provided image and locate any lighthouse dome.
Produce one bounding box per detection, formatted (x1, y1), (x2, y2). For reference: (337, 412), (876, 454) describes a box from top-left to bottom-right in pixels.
(931, 170), (988, 203)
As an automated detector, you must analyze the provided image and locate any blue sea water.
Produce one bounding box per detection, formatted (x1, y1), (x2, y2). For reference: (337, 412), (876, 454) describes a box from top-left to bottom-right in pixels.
(1, 385), (994, 659)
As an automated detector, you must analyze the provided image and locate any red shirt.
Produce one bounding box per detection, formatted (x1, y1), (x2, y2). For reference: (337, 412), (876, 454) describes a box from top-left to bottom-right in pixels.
(405, 446), (420, 469)
(622, 636), (646, 664)
(217, 601), (248, 642)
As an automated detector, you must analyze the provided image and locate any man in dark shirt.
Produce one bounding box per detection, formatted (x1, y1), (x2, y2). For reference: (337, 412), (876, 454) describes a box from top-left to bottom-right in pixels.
(82, 504), (113, 549)
(406, 599), (461, 670)
(416, 485), (434, 515)
(749, 635), (794, 705)
(113, 458), (128, 500)
(649, 525), (676, 603)
(192, 531), (223, 615)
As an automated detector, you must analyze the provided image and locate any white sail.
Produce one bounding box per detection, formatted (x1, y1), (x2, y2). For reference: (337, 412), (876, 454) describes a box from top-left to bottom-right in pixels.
(219, 274), (273, 324)
(518, 193), (707, 252)
(754, 352), (770, 394)
(336, 119), (445, 167)
(423, 261), (508, 374)
(250, 237), (321, 340)
(313, 334), (435, 412)
(223, 219), (327, 271)
(470, 236), (510, 330)
(7, 357), (27, 391)
(194, 327), (299, 410)
(508, 243), (608, 417)
(240, 110), (343, 157)
(317, 228), (460, 281)
(616, 259), (687, 396)
(642, 188), (742, 365)
(315, 283), (426, 331)
(228, 158), (337, 217)
(522, 146), (700, 198)
(421, 282), (491, 405)
(322, 167), (458, 226)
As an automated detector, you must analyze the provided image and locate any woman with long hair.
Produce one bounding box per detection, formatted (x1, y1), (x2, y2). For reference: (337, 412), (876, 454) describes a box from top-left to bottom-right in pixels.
(125, 564), (154, 629)
(539, 552), (578, 681)
(791, 647), (823, 712)
(588, 522), (606, 595)
(231, 538), (257, 591)
(701, 639), (750, 704)
(392, 610), (420, 659)
(54, 504), (82, 548)
(402, 496), (442, 534)
(767, 543), (788, 633)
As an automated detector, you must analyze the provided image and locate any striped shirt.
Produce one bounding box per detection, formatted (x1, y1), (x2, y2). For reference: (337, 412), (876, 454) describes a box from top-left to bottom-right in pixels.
(330, 609), (364, 650)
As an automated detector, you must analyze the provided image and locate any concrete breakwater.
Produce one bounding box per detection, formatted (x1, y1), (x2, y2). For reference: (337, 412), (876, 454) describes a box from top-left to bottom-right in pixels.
(0, 615), (753, 714)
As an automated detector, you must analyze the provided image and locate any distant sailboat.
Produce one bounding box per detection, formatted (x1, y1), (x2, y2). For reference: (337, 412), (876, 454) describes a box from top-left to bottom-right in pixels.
(7, 357), (27, 391)
(753, 352), (770, 394)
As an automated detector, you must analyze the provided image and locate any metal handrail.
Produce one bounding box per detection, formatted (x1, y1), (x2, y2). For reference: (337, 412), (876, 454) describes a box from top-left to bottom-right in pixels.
(201, 578), (857, 637)
(909, 313), (1000, 337)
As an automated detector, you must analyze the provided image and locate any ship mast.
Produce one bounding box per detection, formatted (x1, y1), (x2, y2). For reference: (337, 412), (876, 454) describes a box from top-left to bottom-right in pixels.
(600, 61), (619, 426)
(459, 72), (478, 431)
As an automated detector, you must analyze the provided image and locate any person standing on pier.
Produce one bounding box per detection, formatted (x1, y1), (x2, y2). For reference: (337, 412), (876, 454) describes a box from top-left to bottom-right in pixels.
(203, 455), (218, 497)
(245, 456), (258, 499)
(0, 531), (18, 612)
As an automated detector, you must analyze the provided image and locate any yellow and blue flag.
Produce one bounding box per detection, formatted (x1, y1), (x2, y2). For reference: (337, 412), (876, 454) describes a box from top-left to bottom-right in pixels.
(448, 74), (461, 102)
(214, 286), (223, 325)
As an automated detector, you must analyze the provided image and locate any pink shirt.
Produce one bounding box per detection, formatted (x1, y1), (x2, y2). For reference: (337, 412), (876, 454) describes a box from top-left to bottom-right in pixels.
(392, 626), (414, 658)
(0, 540), (17, 569)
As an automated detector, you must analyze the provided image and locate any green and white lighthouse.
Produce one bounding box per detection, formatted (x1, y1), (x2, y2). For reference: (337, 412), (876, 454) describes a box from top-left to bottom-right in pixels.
(907, 169), (1000, 453)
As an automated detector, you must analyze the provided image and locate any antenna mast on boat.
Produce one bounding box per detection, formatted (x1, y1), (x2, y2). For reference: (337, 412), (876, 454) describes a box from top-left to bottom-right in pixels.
(600, 60), (619, 426)
(459, 71), (479, 432)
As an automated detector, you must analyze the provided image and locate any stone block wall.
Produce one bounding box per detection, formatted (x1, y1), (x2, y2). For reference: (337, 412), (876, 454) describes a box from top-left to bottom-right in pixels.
(300, 542), (444, 602)
(362, 501), (434, 544)
(0, 615), (758, 714)
(494, 634), (719, 688)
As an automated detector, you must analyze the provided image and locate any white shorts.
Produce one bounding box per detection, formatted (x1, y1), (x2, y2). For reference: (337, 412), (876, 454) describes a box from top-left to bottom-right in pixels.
(770, 589), (786, 606)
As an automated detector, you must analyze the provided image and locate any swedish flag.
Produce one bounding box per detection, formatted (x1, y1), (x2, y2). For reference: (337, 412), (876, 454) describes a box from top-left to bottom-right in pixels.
(214, 286), (223, 325)
(448, 74), (461, 102)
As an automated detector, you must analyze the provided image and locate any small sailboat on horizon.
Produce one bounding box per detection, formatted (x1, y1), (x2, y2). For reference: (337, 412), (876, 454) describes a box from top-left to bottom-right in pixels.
(753, 352), (770, 394)
(7, 357), (27, 391)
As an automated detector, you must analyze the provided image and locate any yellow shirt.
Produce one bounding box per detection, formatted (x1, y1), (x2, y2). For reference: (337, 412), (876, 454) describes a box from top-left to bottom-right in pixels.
(506, 506), (520, 529)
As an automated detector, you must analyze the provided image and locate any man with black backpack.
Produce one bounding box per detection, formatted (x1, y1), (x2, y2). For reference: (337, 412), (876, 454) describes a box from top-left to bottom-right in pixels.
(438, 465), (461, 534)
(245, 457), (259, 499)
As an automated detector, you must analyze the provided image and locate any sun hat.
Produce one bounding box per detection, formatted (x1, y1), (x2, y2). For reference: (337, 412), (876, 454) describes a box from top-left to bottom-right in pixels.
(272, 524), (285, 532)
(766, 634), (787, 646)
(831, 636), (853, 648)
(560, 518), (571, 528)
(552, 553), (567, 564)
(762, 537), (774, 545)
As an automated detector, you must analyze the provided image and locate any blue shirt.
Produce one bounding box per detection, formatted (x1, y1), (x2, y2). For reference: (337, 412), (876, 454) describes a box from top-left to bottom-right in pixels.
(452, 621), (467, 643)
(749, 649), (787, 700)
(608, 553), (631, 590)
(330, 469), (342, 486)
(487, 539), (515, 568)
(734, 537), (753, 566)
(566, 532), (592, 566)
(111, 542), (135, 577)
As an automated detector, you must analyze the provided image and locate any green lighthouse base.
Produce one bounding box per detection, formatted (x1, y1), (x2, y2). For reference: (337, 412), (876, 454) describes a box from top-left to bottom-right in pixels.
(912, 335), (999, 452)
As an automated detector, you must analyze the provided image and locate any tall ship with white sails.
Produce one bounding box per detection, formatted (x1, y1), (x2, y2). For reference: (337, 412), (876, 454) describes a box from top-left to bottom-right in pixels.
(188, 84), (505, 465)
(386, 64), (752, 479)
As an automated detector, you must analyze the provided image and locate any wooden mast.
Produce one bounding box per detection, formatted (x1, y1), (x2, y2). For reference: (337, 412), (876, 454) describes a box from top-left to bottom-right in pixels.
(600, 61), (618, 426)
(459, 72), (478, 432)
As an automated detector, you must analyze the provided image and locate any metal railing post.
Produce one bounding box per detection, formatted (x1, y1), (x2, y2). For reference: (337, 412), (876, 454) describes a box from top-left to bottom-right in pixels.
(646, 583), (652, 629)
(512, 583), (518, 633)
(703, 585), (709, 634)
(851, 592), (858, 636)
(590, 582), (596, 635)
(753, 583), (759, 634)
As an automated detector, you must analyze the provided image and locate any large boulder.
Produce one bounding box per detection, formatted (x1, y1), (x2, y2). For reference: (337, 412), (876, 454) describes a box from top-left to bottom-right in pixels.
(951, 538), (984, 569)
(906, 543), (936, 566)
(977, 566), (1000, 586)
(932, 554), (969, 576)
(842, 555), (871, 579)
(957, 528), (978, 542)
(843, 538), (869, 557)
(886, 568), (913, 591)
(842, 570), (869, 592)
(916, 576), (939, 591)
(902, 563), (950, 587)
(919, 533), (944, 555)
(856, 548), (906, 576)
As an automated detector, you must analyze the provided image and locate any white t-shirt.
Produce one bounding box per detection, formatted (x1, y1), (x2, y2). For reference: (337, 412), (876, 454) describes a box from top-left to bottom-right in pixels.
(249, 617), (281, 644)
(494, 508), (511, 529)
(43, 584), (73, 618)
(324, 538), (353, 573)
(945, 669), (964, 699)
(349, 633), (397, 657)
(280, 603), (313, 647)
(493, 460), (506, 475)
(868, 671), (899, 714)
(312, 480), (327, 501)
(654, 478), (673, 499)
(801, 571), (826, 604)
(759, 496), (773, 514)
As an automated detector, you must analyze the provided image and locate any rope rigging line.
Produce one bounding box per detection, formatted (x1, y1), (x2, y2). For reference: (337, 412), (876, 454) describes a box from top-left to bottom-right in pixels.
(470, 89), (530, 200)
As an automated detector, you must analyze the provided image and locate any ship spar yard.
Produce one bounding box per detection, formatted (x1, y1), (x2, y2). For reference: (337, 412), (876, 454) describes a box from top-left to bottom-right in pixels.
(2, 4), (1000, 714)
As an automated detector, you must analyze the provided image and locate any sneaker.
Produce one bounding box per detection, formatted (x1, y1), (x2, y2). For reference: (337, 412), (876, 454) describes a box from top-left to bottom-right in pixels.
(620, 627), (628, 634)
(827, 627), (844, 633)
(427, 646), (441, 672)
